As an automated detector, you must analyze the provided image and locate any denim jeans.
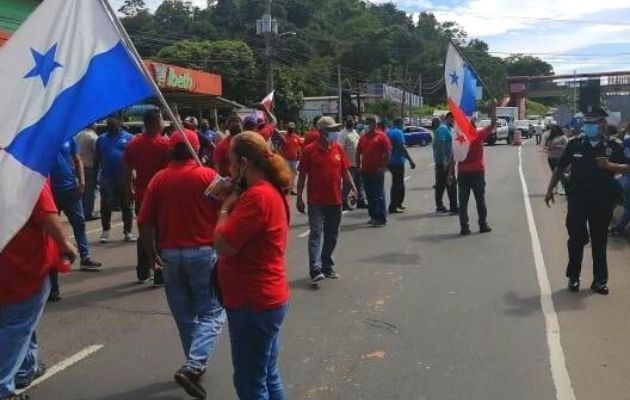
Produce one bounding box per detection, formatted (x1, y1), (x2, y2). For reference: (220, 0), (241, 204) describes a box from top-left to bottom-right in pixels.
(82, 167), (97, 219)
(100, 180), (133, 233)
(362, 171), (387, 223)
(0, 279), (50, 397)
(135, 201), (163, 284)
(227, 304), (288, 400)
(343, 166), (364, 205)
(457, 172), (488, 228)
(388, 164), (405, 212)
(52, 187), (89, 259)
(307, 205), (342, 276)
(162, 247), (225, 371)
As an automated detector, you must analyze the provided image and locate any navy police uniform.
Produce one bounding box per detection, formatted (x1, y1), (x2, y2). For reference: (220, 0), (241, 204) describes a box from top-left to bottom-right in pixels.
(557, 135), (623, 287)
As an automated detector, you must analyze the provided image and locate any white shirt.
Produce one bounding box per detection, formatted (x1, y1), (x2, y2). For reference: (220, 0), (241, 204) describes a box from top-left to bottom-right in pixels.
(76, 129), (98, 168)
(339, 128), (360, 167)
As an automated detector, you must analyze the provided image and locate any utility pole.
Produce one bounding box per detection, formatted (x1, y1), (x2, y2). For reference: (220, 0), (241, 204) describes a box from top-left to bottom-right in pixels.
(338, 65), (343, 123)
(572, 69), (577, 114)
(257, 0), (277, 93)
(418, 74), (423, 109)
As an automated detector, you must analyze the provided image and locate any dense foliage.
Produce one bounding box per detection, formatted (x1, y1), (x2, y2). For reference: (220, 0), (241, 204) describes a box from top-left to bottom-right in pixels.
(119, 0), (554, 120)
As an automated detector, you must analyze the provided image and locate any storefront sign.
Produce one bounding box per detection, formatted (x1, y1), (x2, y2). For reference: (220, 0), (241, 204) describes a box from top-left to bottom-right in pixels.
(144, 61), (222, 96)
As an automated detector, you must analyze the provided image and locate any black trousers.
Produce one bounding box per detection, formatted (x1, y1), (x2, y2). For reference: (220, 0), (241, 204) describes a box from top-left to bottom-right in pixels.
(435, 165), (457, 210)
(548, 158), (569, 193)
(100, 181), (133, 233)
(135, 200), (163, 283)
(566, 196), (614, 284)
(388, 164), (405, 212)
(458, 171), (487, 227)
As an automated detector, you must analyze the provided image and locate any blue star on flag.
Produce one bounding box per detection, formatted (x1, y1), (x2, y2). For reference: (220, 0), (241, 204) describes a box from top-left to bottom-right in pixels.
(23, 44), (63, 87)
(449, 71), (459, 86)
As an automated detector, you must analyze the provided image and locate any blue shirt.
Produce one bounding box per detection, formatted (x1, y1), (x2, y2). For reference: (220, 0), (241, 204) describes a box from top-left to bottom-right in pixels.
(433, 123), (453, 164)
(387, 127), (406, 166)
(622, 134), (630, 161)
(50, 139), (78, 191)
(96, 130), (133, 183)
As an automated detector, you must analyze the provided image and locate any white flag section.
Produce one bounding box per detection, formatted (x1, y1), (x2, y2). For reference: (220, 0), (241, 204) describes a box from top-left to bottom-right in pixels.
(0, 0), (153, 251)
(444, 43), (478, 163)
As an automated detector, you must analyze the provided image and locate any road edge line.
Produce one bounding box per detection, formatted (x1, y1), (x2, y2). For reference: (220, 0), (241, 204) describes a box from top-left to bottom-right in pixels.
(17, 344), (104, 394)
(518, 146), (576, 400)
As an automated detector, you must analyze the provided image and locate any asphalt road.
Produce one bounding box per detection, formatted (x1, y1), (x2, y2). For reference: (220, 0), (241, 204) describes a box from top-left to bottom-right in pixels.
(24, 140), (630, 400)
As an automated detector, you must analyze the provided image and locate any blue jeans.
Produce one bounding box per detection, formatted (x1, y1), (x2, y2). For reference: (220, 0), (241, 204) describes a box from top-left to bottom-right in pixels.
(0, 279), (50, 397)
(362, 171), (387, 223)
(162, 247), (225, 372)
(227, 304), (288, 400)
(53, 187), (89, 259)
(307, 205), (342, 277)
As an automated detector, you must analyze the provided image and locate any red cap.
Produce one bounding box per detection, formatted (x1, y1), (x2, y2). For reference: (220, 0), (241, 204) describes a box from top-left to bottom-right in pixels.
(170, 129), (200, 152)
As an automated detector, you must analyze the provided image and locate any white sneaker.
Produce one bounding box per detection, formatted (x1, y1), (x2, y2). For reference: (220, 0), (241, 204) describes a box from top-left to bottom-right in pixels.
(99, 230), (110, 243)
(124, 232), (137, 242)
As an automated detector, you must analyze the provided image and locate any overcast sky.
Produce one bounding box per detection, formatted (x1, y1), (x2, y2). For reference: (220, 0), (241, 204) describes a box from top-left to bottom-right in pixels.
(112, 0), (630, 75)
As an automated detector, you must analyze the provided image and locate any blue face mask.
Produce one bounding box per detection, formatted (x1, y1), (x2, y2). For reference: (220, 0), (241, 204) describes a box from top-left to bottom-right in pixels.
(325, 131), (340, 144)
(582, 123), (600, 138)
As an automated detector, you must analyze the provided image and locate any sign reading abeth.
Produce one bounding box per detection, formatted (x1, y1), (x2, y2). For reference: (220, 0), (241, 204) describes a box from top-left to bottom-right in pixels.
(145, 61), (222, 96)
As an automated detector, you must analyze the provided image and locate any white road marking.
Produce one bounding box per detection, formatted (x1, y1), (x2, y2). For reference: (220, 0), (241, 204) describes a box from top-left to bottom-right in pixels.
(404, 176), (411, 182)
(16, 345), (103, 394)
(298, 230), (310, 238)
(518, 146), (576, 400)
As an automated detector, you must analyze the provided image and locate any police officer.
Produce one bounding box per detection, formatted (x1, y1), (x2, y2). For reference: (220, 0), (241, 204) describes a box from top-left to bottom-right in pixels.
(545, 107), (624, 295)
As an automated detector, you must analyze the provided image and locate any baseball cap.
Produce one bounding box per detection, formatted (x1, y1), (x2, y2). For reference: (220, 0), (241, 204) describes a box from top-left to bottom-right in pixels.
(170, 129), (200, 153)
(183, 116), (198, 128)
(316, 116), (341, 131)
(243, 115), (258, 129)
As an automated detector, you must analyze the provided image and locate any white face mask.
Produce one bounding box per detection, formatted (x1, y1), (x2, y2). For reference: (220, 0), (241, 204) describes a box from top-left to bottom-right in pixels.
(326, 131), (340, 143)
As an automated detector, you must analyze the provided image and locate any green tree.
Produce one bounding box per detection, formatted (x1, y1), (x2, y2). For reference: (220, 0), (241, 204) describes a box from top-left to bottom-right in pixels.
(118, 0), (146, 16)
(505, 54), (554, 77)
(365, 99), (399, 120)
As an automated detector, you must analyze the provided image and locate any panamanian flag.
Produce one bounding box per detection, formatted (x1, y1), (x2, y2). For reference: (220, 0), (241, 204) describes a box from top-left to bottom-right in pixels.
(445, 42), (479, 162)
(0, 0), (154, 251)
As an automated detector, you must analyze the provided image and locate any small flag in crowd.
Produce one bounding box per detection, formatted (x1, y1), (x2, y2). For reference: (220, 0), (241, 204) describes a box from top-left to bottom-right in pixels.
(445, 42), (479, 162)
(0, 0), (154, 251)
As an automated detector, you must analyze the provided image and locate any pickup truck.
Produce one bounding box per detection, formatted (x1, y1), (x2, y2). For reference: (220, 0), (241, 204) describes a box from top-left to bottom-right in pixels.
(481, 119), (509, 145)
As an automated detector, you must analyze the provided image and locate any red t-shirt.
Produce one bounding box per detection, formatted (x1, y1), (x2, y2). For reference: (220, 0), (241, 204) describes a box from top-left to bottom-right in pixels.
(123, 133), (170, 203)
(258, 124), (275, 141)
(213, 136), (232, 177)
(138, 160), (220, 249)
(298, 141), (349, 206)
(0, 182), (58, 305)
(458, 126), (493, 173)
(282, 133), (303, 161)
(216, 180), (290, 311)
(304, 129), (320, 146)
(358, 130), (392, 173)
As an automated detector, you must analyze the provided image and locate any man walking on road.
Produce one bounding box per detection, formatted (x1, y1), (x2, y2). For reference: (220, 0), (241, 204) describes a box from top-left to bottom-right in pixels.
(357, 116), (392, 227)
(124, 109), (171, 286)
(433, 114), (458, 214)
(297, 116), (357, 284)
(95, 117), (135, 243)
(282, 122), (303, 194)
(387, 118), (416, 213)
(76, 125), (99, 220)
(0, 182), (78, 400)
(457, 119), (495, 235)
(545, 107), (624, 295)
(340, 118), (367, 210)
(138, 130), (225, 399)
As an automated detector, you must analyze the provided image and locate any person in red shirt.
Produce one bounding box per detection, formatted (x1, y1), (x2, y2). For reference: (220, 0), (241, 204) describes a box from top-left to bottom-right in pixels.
(282, 122), (303, 194)
(124, 109), (170, 286)
(0, 182), (78, 399)
(457, 119), (495, 236)
(255, 104), (278, 142)
(214, 116), (242, 177)
(297, 116), (357, 283)
(303, 116), (321, 146)
(138, 130), (224, 400)
(213, 131), (292, 400)
(357, 116), (392, 227)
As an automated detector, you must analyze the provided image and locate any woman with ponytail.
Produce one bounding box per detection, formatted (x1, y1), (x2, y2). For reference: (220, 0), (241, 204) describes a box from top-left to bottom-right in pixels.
(214, 131), (291, 400)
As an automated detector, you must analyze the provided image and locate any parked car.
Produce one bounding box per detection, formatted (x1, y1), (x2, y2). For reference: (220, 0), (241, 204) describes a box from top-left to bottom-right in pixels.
(481, 119), (509, 145)
(403, 126), (433, 147)
(514, 119), (534, 139)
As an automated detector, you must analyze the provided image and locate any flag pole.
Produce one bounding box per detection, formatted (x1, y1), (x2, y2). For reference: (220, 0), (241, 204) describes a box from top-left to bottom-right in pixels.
(98, 0), (202, 165)
(449, 39), (498, 103)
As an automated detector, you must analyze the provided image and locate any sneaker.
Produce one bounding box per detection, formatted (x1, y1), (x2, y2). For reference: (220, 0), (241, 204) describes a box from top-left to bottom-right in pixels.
(47, 291), (62, 302)
(99, 230), (110, 243)
(460, 226), (472, 236)
(367, 218), (376, 225)
(591, 281), (609, 295)
(310, 272), (325, 284)
(16, 364), (47, 389)
(398, 205), (407, 210)
(80, 258), (102, 272)
(322, 269), (339, 279)
(568, 279), (580, 292)
(174, 366), (206, 400)
(1, 393), (30, 400)
(370, 220), (387, 228)
(389, 208), (403, 214)
(479, 224), (492, 234)
(124, 232), (137, 242)
(436, 206), (448, 213)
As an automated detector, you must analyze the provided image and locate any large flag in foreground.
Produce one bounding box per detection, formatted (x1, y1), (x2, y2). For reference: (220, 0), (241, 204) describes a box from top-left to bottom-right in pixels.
(0, 0), (154, 251)
(445, 42), (479, 162)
